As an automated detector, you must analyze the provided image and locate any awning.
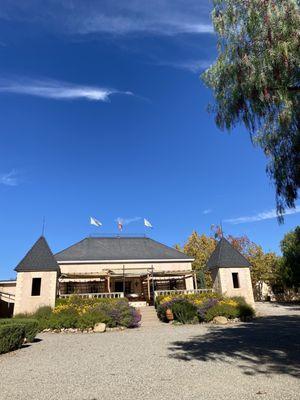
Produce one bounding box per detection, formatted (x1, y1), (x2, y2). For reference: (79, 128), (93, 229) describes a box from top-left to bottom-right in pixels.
(59, 277), (104, 283)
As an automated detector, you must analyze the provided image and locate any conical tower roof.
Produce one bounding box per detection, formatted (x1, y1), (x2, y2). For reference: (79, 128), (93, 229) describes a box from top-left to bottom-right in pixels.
(207, 237), (250, 270)
(15, 236), (60, 272)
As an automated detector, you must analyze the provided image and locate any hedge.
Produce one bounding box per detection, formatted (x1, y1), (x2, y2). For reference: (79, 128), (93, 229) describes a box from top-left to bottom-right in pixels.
(0, 324), (25, 354)
(0, 319), (39, 342)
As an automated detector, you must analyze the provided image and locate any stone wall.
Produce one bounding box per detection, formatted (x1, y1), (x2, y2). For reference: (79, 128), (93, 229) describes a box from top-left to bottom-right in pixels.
(14, 271), (58, 315)
(212, 267), (255, 307)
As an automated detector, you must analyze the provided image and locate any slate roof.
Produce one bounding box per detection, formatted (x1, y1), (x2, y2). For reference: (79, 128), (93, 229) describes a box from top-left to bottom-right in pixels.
(15, 236), (60, 272)
(206, 237), (250, 269)
(55, 237), (193, 262)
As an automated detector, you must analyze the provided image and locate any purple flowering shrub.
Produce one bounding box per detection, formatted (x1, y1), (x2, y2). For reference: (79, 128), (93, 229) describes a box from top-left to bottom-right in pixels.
(197, 298), (219, 322)
(91, 298), (141, 328)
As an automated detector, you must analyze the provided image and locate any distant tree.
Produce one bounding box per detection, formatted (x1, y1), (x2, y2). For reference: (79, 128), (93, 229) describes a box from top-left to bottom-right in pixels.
(202, 0), (300, 219)
(248, 245), (280, 299)
(279, 226), (300, 288)
(178, 231), (216, 287)
(183, 231), (216, 270)
(179, 229), (280, 294)
(225, 234), (279, 298)
(226, 234), (253, 255)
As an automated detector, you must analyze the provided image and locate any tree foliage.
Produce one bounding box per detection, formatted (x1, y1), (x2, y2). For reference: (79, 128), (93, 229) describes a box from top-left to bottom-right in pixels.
(178, 229), (280, 297)
(226, 234), (280, 297)
(280, 226), (300, 287)
(176, 231), (216, 287)
(183, 231), (216, 270)
(202, 0), (300, 218)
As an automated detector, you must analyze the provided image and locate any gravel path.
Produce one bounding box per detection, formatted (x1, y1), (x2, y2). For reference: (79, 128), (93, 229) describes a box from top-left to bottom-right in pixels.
(0, 303), (299, 400)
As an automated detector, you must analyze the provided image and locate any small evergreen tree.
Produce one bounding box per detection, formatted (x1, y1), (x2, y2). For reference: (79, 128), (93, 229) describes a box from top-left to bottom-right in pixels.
(280, 226), (300, 288)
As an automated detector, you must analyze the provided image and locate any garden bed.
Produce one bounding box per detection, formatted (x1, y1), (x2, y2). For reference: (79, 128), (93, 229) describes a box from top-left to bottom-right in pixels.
(16, 296), (141, 332)
(155, 292), (255, 324)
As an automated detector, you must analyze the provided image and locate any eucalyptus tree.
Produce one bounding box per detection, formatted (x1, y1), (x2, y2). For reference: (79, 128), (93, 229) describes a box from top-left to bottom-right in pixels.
(202, 0), (300, 220)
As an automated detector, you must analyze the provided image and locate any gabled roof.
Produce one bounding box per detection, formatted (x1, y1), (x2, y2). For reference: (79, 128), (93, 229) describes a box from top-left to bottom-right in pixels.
(206, 237), (250, 269)
(55, 237), (193, 262)
(15, 236), (60, 272)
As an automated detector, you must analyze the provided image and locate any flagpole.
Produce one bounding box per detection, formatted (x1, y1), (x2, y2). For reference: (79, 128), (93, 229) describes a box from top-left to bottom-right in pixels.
(41, 217), (46, 236)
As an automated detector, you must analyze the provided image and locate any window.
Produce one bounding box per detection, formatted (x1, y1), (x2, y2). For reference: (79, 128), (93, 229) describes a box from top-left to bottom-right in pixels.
(31, 278), (41, 296)
(66, 282), (75, 294)
(89, 283), (100, 293)
(115, 281), (124, 292)
(170, 279), (177, 290)
(232, 273), (240, 289)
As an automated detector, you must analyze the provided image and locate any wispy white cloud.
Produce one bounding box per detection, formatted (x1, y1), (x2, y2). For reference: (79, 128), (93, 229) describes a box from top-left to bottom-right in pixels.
(77, 15), (213, 36)
(0, 170), (19, 186)
(0, 1), (213, 36)
(156, 59), (212, 73)
(203, 209), (212, 215)
(115, 217), (141, 226)
(225, 206), (300, 224)
(0, 78), (133, 102)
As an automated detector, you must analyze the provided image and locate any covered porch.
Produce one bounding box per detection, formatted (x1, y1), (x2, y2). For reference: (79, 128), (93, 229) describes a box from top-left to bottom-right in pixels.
(58, 267), (199, 304)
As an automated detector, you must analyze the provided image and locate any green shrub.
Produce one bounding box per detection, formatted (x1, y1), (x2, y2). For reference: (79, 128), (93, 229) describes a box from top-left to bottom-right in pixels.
(75, 312), (103, 330)
(15, 319), (38, 342)
(204, 303), (240, 322)
(32, 306), (53, 331)
(48, 309), (79, 330)
(0, 319), (39, 342)
(33, 306), (53, 319)
(171, 300), (197, 324)
(230, 297), (255, 319)
(0, 324), (25, 354)
(156, 304), (168, 322)
(238, 303), (255, 319)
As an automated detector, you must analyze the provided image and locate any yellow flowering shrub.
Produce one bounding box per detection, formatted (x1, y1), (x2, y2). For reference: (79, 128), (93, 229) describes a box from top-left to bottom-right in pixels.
(219, 299), (239, 307)
(156, 292), (221, 306)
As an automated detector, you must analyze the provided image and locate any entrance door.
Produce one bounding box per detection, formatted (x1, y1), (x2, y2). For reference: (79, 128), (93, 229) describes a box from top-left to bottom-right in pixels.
(114, 281), (132, 294)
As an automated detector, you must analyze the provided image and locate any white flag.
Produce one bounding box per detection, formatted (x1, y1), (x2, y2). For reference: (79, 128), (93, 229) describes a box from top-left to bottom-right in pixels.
(144, 218), (153, 228)
(90, 217), (102, 227)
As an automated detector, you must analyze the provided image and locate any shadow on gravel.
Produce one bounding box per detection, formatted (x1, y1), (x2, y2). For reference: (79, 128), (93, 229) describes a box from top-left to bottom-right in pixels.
(21, 337), (42, 349)
(270, 302), (300, 312)
(169, 315), (300, 377)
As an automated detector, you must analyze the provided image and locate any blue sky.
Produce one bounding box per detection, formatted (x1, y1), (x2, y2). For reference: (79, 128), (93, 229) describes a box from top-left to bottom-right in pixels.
(0, 1), (299, 279)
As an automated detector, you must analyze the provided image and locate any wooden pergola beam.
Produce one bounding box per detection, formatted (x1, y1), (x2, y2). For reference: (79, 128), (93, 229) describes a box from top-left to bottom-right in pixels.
(147, 273), (151, 301)
(107, 274), (111, 293)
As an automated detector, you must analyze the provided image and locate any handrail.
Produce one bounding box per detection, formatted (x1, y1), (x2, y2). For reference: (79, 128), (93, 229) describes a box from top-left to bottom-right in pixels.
(0, 291), (15, 301)
(154, 289), (213, 298)
(59, 292), (124, 299)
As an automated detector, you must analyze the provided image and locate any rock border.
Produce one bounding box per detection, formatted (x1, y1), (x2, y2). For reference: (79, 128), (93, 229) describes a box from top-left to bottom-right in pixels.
(42, 325), (128, 334)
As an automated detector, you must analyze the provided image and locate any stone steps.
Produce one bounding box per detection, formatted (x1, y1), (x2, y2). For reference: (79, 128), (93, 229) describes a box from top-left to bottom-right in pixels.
(139, 306), (161, 327)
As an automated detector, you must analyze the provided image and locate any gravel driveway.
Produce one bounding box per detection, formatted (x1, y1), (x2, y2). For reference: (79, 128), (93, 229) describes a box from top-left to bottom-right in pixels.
(0, 303), (299, 400)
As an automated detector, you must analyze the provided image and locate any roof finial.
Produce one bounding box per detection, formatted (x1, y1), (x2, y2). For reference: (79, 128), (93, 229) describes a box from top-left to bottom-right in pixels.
(220, 220), (224, 238)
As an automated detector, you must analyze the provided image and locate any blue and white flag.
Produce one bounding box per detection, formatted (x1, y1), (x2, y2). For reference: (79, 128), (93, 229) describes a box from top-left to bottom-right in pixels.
(90, 217), (102, 227)
(144, 218), (153, 228)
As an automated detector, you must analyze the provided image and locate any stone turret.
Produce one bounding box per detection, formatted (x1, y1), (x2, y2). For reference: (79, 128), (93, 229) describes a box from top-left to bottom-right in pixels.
(207, 237), (255, 306)
(14, 236), (60, 315)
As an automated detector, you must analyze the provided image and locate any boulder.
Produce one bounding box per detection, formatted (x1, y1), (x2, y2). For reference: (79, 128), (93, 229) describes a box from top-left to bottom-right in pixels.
(213, 316), (228, 325)
(94, 323), (106, 333)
